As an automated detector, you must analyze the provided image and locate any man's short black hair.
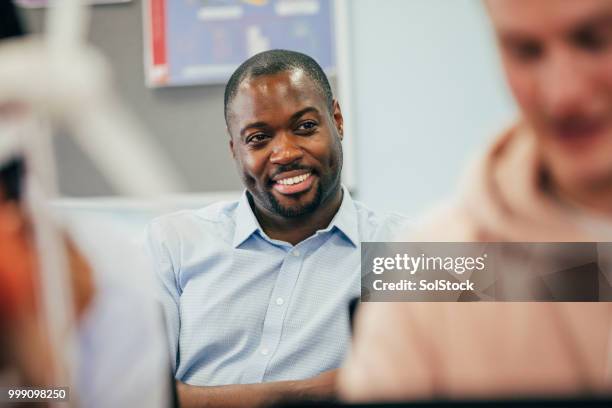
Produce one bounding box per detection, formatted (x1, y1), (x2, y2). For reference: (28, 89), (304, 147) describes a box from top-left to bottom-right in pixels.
(224, 49), (334, 125)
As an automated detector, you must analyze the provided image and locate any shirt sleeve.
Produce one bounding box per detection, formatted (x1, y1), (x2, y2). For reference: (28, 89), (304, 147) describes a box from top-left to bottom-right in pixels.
(145, 218), (181, 374)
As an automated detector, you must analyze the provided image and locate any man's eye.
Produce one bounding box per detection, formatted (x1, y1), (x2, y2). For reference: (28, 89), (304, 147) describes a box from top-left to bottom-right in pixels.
(295, 121), (318, 133)
(509, 41), (543, 62)
(573, 29), (611, 53)
(246, 133), (268, 144)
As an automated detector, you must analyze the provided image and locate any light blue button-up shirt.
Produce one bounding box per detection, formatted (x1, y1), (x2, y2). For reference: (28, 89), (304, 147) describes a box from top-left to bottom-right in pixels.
(146, 188), (409, 386)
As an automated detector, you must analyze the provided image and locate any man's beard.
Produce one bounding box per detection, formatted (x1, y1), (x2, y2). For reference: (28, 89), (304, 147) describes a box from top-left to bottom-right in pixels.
(265, 181), (324, 218)
(246, 140), (343, 218)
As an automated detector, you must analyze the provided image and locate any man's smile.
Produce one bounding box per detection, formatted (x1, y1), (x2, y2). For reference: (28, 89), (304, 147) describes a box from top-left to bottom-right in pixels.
(548, 115), (612, 151)
(271, 170), (315, 195)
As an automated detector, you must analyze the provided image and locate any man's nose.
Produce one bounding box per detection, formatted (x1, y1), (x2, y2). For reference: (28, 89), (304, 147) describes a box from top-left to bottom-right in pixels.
(541, 48), (592, 117)
(270, 133), (304, 165)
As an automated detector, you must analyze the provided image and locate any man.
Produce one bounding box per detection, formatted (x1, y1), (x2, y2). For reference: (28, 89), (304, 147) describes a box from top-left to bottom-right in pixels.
(147, 50), (408, 407)
(339, 0), (612, 401)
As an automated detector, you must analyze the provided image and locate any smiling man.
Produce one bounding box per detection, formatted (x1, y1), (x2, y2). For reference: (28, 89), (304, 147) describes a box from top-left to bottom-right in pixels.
(146, 50), (409, 408)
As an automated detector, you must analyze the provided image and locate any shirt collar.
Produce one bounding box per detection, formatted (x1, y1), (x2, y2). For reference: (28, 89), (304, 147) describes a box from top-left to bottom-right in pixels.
(232, 186), (359, 248)
(321, 186), (359, 247)
(233, 191), (261, 248)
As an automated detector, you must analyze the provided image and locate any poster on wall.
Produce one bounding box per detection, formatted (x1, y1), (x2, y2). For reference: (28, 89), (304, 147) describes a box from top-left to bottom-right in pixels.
(143, 0), (336, 87)
(15, 0), (132, 7)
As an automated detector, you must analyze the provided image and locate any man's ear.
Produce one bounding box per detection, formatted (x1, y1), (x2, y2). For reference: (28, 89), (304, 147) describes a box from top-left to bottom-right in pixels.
(228, 129), (237, 160)
(332, 99), (344, 141)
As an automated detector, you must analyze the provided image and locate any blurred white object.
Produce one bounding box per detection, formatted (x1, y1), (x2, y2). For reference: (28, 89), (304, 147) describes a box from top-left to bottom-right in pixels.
(0, 120), (21, 164)
(0, 40), (184, 197)
(0, 1), (184, 406)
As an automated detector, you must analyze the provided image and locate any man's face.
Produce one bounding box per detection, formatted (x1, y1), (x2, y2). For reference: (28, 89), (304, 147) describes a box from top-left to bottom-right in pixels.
(227, 69), (343, 218)
(489, 0), (612, 191)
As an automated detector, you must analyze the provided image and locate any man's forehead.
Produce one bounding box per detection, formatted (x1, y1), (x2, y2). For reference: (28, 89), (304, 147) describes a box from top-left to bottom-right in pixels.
(241, 69), (306, 93)
(487, 0), (612, 36)
(229, 70), (325, 125)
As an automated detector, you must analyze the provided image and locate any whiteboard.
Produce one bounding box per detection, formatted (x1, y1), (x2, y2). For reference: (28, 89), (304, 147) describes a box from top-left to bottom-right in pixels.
(143, 0), (337, 87)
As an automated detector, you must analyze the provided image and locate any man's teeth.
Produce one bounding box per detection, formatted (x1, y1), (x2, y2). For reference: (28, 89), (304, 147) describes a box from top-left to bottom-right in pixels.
(277, 173), (311, 186)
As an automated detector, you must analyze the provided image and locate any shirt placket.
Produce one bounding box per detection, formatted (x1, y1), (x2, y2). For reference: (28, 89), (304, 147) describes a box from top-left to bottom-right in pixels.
(241, 243), (306, 383)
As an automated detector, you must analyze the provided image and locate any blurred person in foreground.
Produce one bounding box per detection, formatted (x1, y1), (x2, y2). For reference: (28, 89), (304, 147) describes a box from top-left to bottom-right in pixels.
(0, 144), (171, 408)
(147, 49), (408, 408)
(339, 0), (612, 401)
(0, 0), (60, 392)
(0, 3), (170, 406)
(0, 155), (96, 393)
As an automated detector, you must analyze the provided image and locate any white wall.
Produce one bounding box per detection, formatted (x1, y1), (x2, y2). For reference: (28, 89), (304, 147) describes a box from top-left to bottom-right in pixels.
(350, 0), (517, 216)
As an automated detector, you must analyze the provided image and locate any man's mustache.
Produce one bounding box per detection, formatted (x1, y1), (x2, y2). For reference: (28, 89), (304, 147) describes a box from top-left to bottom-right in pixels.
(269, 164), (314, 180)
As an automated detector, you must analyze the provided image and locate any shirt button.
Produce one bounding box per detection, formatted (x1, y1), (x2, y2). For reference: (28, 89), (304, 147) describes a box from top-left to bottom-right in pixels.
(260, 347), (269, 356)
(276, 297), (284, 306)
(292, 250), (300, 257)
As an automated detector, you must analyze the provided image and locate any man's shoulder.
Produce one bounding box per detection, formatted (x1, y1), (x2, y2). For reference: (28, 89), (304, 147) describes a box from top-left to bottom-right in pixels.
(352, 199), (413, 242)
(147, 199), (240, 241)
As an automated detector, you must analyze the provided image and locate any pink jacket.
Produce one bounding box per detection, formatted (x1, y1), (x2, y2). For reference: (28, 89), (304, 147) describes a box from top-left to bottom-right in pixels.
(339, 124), (612, 401)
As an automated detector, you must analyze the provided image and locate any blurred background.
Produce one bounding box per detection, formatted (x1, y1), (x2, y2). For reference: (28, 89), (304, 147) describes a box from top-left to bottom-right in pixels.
(18, 0), (517, 217)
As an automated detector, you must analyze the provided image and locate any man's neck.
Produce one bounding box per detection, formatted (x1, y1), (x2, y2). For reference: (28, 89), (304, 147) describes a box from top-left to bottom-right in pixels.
(251, 188), (344, 246)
